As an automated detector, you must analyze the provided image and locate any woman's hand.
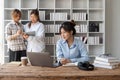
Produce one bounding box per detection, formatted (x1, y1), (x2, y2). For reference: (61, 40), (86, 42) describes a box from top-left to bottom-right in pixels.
(60, 58), (71, 65)
(23, 34), (29, 39)
(12, 30), (23, 39)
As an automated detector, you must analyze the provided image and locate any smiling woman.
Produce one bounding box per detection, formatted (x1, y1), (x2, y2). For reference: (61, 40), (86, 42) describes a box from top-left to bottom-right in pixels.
(56, 20), (89, 66)
(0, 0), (4, 64)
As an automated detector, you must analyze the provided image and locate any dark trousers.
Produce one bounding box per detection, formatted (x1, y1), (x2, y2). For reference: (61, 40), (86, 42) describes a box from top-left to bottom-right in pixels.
(9, 49), (26, 62)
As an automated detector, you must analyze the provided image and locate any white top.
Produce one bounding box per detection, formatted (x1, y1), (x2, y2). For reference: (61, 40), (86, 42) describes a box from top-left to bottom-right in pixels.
(24, 22), (45, 52)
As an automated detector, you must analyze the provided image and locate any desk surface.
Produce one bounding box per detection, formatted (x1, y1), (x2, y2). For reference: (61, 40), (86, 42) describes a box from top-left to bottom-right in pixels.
(0, 62), (120, 80)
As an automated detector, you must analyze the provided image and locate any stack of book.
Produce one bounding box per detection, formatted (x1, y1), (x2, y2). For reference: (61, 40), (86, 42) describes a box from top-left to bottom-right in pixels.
(93, 54), (120, 69)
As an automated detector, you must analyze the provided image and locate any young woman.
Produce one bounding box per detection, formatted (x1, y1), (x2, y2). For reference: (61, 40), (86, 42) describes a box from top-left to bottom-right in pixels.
(56, 20), (89, 65)
(5, 9), (26, 62)
(23, 9), (45, 52)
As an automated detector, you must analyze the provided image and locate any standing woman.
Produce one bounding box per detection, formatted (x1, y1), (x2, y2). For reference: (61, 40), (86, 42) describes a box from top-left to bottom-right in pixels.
(23, 9), (45, 52)
(56, 20), (89, 65)
(5, 9), (26, 62)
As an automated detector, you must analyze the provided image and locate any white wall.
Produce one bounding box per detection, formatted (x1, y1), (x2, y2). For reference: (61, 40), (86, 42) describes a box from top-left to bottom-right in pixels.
(106, 0), (120, 58)
(0, 0), (4, 64)
(105, 0), (112, 54)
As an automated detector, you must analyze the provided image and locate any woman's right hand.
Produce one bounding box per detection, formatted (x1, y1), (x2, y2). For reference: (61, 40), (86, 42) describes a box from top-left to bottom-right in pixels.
(60, 58), (71, 65)
(23, 34), (29, 39)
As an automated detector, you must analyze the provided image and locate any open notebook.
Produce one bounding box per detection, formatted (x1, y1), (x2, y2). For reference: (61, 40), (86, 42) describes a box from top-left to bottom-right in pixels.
(62, 62), (78, 66)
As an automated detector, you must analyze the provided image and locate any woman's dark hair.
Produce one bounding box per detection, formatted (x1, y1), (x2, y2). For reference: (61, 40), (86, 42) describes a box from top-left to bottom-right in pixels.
(59, 20), (76, 35)
(28, 9), (40, 27)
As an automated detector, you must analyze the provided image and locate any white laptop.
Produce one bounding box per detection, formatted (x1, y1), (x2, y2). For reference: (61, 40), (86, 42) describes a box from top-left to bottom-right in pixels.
(27, 52), (55, 67)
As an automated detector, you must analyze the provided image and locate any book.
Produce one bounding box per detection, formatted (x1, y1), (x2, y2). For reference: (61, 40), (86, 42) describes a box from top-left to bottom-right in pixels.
(62, 62), (78, 67)
(95, 54), (120, 63)
(93, 63), (119, 69)
(82, 36), (87, 44)
(39, 11), (45, 21)
(95, 56), (120, 63)
(94, 60), (119, 66)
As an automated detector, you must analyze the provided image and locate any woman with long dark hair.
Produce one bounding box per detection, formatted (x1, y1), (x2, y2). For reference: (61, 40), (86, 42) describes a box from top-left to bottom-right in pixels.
(23, 9), (45, 52)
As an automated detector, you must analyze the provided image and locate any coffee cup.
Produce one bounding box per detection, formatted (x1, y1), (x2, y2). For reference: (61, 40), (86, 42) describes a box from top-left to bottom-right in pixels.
(21, 57), (28, 66)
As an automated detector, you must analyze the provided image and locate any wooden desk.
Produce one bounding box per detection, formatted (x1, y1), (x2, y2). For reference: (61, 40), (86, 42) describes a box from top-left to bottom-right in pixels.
(0, 62), (120, 80)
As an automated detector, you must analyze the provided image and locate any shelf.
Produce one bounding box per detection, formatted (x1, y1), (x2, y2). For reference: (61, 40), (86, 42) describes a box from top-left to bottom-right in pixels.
(89, 33), (103, 36)
(89, 20), (104, 22)
(21, 10), (28, 20)
(4, 21), (11, 28)
(39, 8), (55, 10)
(75, 20), (88, 22)
(76, 32), (88, 34)
(89, 54), (100, 57)
(73, 9), (88, 12)
(54, 33), (60, 35)
(73, 0), (88, 9)
(89, 0), (104, 8)
(20, 8), (37, 10)
(51, 55), (57, 58)
(21, 20), (29, 22)
(89, 10), (104, 21)
(73, 8), (88, 10)
(89, 8), (103, 10)
(43, 10), (54, 21)
(4, 57), (9, 63)
(88, 32), (104, 34)
(21, 21), (29, 25)
(21, 0), (37, 8)
(3, 0), (105, 64)
(42, 20), (55, 22)
(4, 0), (20, 8)
(4, 45), (9, 57)
(46, 45), (55, 55)
(89, 44), (104, 46)
(5, 56), (9, 58)
(4, 33), (8, 44)
(55, 0), (71, 9)
(57, 32), (87, 35)
(39, 0), (55, 9)
(45, 44), (55, 46)
(88, 36), (103, 45)
(4, 10), (12, 20)
(54, 20), (69, 21)
(45, 32), (54, 34)
(89, 45), (104, 55)
(4, 8), (19, 10)
(55, 8), (71, 10)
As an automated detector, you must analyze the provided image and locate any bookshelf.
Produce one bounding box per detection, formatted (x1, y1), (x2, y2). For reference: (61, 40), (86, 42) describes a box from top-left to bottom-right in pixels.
(3, 0), (105, 64)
